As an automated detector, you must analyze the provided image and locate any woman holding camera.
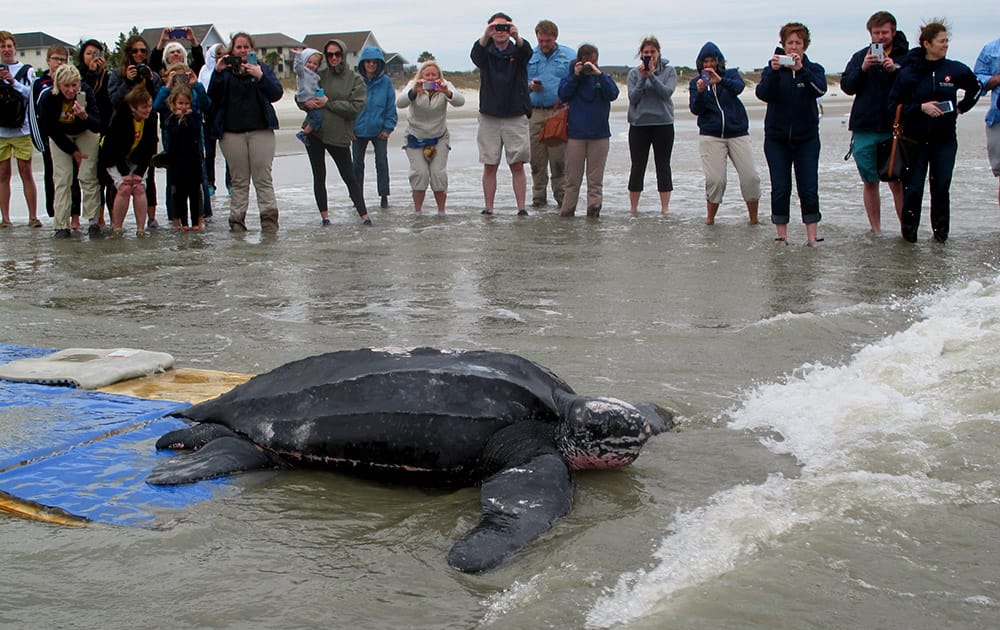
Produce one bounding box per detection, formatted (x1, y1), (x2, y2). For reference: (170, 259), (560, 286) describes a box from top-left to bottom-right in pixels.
(689, 41), (761, 225)
(888, 20), (980, 243)
(38, 64), (101, 238)
(755, 22), (827, 245)
(109, 35), (163, 230)
(557, 44), (619, 217)
(627, 36), (676, 215)
(208, 32), (282, 232)
(396, 60), (465, 213)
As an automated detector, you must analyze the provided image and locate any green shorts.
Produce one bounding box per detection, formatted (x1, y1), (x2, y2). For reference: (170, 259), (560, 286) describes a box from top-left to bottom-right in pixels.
(852, 131), (891, 184)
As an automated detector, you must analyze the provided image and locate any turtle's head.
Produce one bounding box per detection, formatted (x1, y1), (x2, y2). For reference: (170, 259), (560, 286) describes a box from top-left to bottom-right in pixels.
(555, 396), (654, 470)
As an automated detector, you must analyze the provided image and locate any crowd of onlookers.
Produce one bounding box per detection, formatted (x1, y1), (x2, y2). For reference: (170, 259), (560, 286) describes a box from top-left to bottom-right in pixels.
(0, 13), (998, 244)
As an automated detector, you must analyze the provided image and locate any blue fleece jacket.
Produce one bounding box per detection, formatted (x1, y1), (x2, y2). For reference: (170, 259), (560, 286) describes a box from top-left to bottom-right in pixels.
(688, 42), (749, 138)
(840, 30), (910, 132)
(528, 44), (574, 108)
(755, 47), (826, 141)
(353, 46), (397, 138)
(558, 70), (619, 139)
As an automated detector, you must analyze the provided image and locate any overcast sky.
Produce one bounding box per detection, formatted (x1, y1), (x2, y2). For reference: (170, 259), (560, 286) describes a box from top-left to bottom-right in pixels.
(7, 1), (992, 73)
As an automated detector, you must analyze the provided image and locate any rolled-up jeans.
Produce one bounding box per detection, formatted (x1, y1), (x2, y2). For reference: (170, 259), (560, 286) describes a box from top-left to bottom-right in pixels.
(763, 134), (821, 225)
(219, 128), (278, 232)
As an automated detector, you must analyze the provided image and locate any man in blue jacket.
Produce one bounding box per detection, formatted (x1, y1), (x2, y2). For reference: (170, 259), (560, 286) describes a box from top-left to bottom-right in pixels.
(840, 11), (908, 234)
(471, 12), (533, 215)
(527, 20), (573, 209)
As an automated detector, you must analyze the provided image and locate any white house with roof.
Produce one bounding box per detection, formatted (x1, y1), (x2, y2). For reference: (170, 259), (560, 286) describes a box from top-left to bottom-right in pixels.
(10, 32), (75, 68)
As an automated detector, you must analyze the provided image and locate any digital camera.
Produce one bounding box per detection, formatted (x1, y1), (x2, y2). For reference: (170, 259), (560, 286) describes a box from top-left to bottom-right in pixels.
(424, 80), (438, 91)
(494, 23), (511, 32)
(134, 62), (150, 78)
(224, 55), (242, 70)
(642, 55), (652, 71)
(581, 64), (597, 75)
(776, 55), (795, 67)
(169, 28), (187, 40)
(171, 72), (188, 86)
(870, 42), (884, 61)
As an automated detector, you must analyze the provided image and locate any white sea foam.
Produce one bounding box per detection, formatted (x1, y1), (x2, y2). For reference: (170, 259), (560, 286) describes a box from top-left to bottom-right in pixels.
(587, 273), (1000, 628)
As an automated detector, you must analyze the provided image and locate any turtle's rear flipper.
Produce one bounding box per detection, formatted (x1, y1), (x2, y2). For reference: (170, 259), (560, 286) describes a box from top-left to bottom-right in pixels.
(148, 436), (281, 485)
(447, 453), (573, 573)
(155, 423), (239, 451)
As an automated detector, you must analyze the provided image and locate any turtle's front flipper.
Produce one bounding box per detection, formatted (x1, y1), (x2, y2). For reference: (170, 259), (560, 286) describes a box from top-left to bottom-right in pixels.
(148, 436), (282, 485)
(155, 423), (239, 451)
(447, 453), (573, 573)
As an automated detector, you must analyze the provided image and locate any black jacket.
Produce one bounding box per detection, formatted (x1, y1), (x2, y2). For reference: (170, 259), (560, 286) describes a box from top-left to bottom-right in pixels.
(470, 38), (532, 118)
(888, 48), (981, 143)
(37, 84), (101, 155)
(840, 30), (909, 132)
(98, 105), (157, 178)
(755, 47), (827, 142)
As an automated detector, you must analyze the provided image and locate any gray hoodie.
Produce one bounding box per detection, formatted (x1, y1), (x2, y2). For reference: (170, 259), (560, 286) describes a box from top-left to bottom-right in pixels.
(627, 58), (676, 126)
(294, 48), (323, 103)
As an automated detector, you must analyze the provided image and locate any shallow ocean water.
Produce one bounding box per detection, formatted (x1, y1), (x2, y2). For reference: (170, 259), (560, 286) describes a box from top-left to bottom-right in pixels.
(1, 103), (999, 628)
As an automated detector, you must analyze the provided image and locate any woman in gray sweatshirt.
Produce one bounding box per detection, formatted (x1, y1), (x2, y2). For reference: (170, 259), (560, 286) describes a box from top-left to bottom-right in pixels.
(627, 35), (676, 215)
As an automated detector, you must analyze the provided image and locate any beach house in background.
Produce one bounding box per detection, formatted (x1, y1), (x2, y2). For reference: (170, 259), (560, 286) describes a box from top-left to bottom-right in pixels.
(302, 31), (409, 76)
(12, 32), (75, 65)
(250, 33), (305, 79)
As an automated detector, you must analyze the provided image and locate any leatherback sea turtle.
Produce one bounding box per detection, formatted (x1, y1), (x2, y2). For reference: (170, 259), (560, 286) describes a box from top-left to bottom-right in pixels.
(149, 347), (673, 572)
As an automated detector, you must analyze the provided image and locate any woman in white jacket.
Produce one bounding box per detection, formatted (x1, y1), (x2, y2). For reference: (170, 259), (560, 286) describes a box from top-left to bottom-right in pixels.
(396, 60), (464, 213)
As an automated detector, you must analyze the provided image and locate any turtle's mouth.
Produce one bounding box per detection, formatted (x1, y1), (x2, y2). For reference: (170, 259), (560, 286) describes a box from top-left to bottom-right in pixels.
(561, 433), (647, 471)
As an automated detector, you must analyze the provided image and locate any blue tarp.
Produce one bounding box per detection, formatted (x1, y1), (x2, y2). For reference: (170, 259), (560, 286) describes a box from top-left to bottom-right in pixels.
(0, 342), (235, 525)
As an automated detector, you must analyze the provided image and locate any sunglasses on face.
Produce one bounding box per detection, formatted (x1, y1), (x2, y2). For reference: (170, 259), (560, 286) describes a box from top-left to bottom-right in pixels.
(132, 48), (148, 54)
(326, 51), (343, 58)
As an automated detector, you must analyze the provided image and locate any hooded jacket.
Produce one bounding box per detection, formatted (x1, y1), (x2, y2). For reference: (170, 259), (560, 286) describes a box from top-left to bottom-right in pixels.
(755, 46), (826, 142)
(688, 42), (750, 138)
(304, 38), (366, 147)
(470, 37), (532, 118)
(353, 46), (397, 138)
(293, 48), (322, 102)
(76, 40), (113, 134)
(888, 47), (981, 143)
(840, 30), (910, 132)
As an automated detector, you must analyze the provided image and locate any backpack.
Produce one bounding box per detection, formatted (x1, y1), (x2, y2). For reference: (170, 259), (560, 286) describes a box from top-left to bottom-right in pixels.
(0, 65), (32, 129)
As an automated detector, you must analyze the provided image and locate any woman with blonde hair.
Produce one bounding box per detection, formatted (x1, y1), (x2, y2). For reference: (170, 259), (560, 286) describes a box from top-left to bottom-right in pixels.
(37, 64), (102, 238)
(396, 60), (465, 213)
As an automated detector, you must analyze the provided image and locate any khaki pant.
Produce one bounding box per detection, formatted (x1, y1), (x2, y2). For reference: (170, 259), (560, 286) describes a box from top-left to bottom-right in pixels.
(560, 137), (609, 216)
(699, 135), (761, 204)
(220, 129), (279, 232)
(529, 109), (566, 206)
(51, 131), (99, 230)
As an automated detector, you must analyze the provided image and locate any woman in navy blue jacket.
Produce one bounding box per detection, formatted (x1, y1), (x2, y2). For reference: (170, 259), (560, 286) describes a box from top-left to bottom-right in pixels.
(690, 41), (761, 225)
(888, 21), (980, 243)
(755, 23), (827, 245)
(557, 44), (619, 217)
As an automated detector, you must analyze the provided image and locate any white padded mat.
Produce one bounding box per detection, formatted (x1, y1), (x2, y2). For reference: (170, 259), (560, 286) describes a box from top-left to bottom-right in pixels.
(0, 348), (175, 390)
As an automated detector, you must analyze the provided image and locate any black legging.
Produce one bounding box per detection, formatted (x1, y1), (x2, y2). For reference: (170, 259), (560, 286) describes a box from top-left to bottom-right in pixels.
(305, 137), (367, 217)
(627, 124), (675, 192)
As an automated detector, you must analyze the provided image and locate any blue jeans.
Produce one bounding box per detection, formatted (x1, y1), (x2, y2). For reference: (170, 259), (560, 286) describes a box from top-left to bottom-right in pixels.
(352, 136), (390, 197)
(763, 135), (821, 225)
(901, 138), (957, 243)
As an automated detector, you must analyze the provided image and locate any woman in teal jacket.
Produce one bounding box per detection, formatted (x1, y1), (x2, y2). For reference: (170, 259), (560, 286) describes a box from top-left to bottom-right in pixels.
(352, 46), (396, 209)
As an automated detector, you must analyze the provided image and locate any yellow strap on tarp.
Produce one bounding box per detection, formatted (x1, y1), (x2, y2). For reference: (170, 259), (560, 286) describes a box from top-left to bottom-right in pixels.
(0, 490), (90, 526)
